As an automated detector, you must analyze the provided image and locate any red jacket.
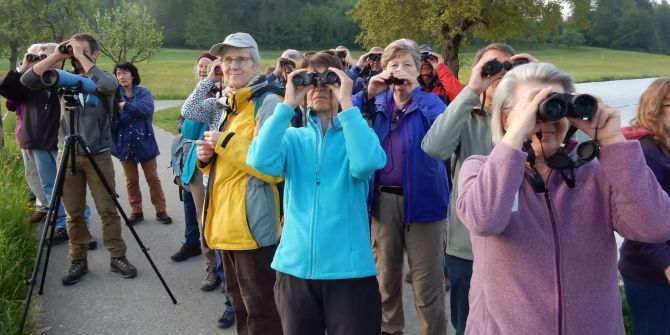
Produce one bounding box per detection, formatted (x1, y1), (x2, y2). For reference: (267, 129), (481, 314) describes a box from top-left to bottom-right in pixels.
(420, 63), (464, 104)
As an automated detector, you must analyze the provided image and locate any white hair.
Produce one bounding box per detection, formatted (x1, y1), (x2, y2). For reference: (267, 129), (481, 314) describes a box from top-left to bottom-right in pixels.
(490, 62), (576, 143)
(27, 44), (41, 54)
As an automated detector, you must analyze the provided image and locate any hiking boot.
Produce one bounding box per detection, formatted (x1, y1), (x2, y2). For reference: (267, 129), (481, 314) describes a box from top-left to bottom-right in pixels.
(170, 243), (201, 262)
(50, 228), (69, 245)
(28, 210), (47, 223)
(217, 307), (235, 329)
(201, 267), (221, 292)
(156, 211), (172, 225)
(61, 259), (88, 286)
(127, 212), (144, 225)
(110, 257), (137, 278)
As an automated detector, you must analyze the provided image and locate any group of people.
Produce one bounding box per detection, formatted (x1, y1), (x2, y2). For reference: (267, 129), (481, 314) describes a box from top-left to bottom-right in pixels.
(1, 29), (669, 335)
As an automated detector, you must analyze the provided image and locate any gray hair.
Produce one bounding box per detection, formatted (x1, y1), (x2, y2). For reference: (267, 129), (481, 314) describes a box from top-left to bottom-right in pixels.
(40, 43), (58, 55)
(381, 38), (421, 70)
(281, 49), (303, 62)
(490, 62), (576, 143)
(27, 44), (41, 54)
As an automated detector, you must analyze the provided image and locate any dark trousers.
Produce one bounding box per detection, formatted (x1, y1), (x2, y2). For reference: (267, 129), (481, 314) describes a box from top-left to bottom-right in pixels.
(274, 272), (381, 335)
(446, 254), (473, 335)
(182, 190), (199, 246)
(622, 276), (670, 335)
(222, 245), (282, 335)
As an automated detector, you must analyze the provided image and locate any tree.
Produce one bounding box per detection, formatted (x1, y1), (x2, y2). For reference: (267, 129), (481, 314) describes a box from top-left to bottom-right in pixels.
(83, 1), (164, 63)
(0, 0), (40, 70)
(350, 0), (566, 76)
(184, 0), (220, 48)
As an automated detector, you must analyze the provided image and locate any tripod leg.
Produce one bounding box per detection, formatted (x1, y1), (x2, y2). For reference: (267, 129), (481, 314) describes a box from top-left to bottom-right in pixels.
(17, 137), (75, 335)
(75, 138), (178, 304)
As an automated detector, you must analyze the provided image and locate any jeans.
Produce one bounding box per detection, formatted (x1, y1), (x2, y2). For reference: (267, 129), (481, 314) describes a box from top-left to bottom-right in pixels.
(33, 149), (90, 229)
(622, 276), (670, 335)
(445, 254), (473, 335)
(182, 190), (200, 246)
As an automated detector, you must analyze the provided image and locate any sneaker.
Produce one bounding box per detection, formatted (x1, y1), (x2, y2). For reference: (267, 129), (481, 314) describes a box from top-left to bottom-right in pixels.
(50, 228), (69, 245)
(156, 211), (172, 225)
(88, 239), (98, 250)
(110, 257), (137, 278)
(170, 243), (202, 262)
(217, 307), (235, 329)
(128, 212), (144, 225)
(201, 267), (221, 292)
(28, 210), (47, 223)
(61, 259), (88, 286)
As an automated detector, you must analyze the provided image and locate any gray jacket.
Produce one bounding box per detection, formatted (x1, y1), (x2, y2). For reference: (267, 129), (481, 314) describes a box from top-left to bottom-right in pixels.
(421, 87), (493, 260)
(21, 66), (118, 154)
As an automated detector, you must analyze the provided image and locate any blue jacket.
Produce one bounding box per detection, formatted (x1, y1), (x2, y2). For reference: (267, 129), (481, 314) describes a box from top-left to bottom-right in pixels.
(353, 87), (450, 223)
(179, 118), (208, 185)
(247, 103), (386, 279)
(111, 85), (159, 162)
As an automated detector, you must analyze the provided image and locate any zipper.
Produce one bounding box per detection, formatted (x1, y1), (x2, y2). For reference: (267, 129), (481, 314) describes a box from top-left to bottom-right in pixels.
(308, 121), (328, 278)
(543, 191), (563, 335)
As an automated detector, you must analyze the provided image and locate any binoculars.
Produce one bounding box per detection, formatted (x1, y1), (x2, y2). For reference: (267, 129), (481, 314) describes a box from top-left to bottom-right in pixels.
(336, 50), (347, 58)
(367, 53), (382, 61)
(481, 58), (529, 76)
(58, 44), (73, 54)
(213, 65), (222, 75)
(26, 54), (47, 62)
(538, 93), (598, 121)
(384, 76), (406, 85)
(292, 70), (339, 87)
(280, 60), (296, 68)
(421, 52), (437, 62)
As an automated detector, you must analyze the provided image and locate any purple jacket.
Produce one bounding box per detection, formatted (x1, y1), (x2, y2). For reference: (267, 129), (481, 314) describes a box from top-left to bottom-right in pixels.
(457, 141), (670, 335)
(618, 136), (670, 285)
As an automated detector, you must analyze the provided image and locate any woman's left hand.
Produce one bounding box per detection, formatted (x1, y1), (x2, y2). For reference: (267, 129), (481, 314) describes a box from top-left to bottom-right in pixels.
(326, 67), (353, 110)
(567, 97), (626, 147)
(203, 130), (223, 150)
(391, 70), (419, 91)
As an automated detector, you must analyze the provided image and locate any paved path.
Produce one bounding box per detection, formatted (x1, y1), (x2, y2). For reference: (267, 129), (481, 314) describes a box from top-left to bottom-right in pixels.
(35, 102), (452, 335)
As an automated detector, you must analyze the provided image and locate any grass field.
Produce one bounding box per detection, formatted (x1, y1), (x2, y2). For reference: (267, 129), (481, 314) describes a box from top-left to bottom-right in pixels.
(2, 45), (669, 100)
(0, 113), (37, 335)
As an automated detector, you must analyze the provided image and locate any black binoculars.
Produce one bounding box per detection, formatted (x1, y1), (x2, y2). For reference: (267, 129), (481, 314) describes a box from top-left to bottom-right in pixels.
(58, 44), (73, 54)
(292, 70), (339, 87)
(538, 93), (598, 121)
(213, 65), (222, 75)
(336, 50), (347, 58)
(26, 54), (47, 62)
(421, 52), (437, 62)
(384, 76), (405, 85)
(481, 58), (529, 76)
(280, 60), (296, 68)
(367, 53), (382, 61)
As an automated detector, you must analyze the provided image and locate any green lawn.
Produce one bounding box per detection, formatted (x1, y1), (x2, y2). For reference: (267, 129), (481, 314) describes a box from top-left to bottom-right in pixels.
(2, 45), (668, 100)
(153, 106), (181, 136)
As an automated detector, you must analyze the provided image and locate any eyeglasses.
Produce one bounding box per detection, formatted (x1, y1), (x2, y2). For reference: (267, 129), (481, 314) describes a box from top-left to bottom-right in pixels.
(115, 70), (131, 76)
(221, 56), (252, 67)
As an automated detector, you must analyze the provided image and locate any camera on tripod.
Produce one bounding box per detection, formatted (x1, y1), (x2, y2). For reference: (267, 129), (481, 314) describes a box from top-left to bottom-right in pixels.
(41, 68), (99, 107)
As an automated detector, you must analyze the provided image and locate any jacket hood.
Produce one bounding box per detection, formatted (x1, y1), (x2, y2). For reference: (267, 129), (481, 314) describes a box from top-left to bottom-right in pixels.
(621, 126), (655, 140)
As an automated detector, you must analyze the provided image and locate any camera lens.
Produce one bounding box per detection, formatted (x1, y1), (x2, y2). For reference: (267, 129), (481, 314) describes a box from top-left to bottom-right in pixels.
(569, 94), (597, 119)
(538, 94), (567, 121)
(291, 73), (306, 86)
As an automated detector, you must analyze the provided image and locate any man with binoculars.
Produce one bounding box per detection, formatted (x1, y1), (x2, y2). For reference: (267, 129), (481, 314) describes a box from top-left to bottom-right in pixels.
(20, 33), (138, 286)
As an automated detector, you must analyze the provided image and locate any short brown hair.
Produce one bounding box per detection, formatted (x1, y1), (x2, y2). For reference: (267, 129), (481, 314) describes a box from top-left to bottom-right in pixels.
(300, 52), (343, 71)
(631, 77), (670, 156)
(71, 33), (99, 53)
(473, 43), (516, 66)
(381, 39), (420, 70)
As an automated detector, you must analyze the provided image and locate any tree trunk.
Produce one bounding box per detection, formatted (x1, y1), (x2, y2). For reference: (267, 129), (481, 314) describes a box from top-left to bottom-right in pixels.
(441, 25), (463, 78)
(9, 42), (19, 71)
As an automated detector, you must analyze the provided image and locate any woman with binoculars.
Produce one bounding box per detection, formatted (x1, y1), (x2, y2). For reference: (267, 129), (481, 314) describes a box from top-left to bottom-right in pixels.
(247, 52), (386, 334)
(353, 38), (450, 335)
(455, 62), (670, 334)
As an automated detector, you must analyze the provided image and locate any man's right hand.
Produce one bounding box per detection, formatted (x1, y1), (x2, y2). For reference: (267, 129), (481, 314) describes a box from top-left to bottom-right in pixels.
(356, 52), (372, 69)
(467, 55), (504, 95)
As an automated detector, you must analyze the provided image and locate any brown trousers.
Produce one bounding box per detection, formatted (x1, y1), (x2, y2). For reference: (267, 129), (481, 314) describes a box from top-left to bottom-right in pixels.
(222, 245), (283, 335)
(57, 151), (126, 260)
(371, 191), (447, 335)
(119, 155), (166, 215)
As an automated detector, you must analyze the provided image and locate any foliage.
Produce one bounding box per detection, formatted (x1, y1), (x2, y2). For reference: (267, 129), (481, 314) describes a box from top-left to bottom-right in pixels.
(619, 283), (633, 335)
(350, 0), (565, 76)
(0, 113), (36, 335)
(83, 1), (164, 63)
(558, 29), (586, 48)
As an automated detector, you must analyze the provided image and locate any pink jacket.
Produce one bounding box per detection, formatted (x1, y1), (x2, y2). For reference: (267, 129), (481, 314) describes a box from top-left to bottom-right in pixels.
(457, 141), (670, 335)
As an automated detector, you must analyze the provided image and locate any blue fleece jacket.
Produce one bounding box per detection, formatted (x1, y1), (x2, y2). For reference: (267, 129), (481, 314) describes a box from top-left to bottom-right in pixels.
(247, 103), (386, 279)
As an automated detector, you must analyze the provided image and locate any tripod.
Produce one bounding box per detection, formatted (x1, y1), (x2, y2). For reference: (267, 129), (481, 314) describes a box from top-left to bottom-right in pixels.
(17, 89), (177, 335)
